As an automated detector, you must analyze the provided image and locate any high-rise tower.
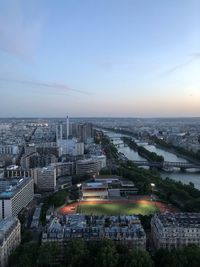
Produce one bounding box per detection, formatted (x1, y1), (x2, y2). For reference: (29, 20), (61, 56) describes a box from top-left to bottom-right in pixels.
(66, 116), (69, 139)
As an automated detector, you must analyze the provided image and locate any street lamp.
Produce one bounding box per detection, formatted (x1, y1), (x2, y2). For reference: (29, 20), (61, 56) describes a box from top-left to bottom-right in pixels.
(150, 183), (155, 201)
(77, 183), (82, 201)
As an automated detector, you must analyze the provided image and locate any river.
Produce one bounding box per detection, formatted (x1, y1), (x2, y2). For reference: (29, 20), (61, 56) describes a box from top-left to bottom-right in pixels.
(104, 130), (200, 189)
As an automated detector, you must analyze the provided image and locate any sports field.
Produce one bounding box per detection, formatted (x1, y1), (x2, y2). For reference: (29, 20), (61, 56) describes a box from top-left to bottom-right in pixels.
(76, 201), (158, 215)
(59, 197), (178, 216)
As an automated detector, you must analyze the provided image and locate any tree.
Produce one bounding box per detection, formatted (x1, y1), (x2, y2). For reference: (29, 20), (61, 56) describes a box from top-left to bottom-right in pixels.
(37, 243), (60, 267)
(96, 240), (119, 267)
(124, 250), (154, 267)
(65, 239), (89, 267)
(9, 243), (39, 267)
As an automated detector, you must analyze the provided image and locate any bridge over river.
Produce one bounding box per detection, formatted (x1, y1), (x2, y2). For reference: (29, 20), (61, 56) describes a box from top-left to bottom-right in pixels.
(132, 161), (200, 170)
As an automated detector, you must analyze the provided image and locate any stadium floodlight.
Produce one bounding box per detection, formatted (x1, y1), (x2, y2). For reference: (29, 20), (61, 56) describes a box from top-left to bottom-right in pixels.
(150, 183), (156, 201)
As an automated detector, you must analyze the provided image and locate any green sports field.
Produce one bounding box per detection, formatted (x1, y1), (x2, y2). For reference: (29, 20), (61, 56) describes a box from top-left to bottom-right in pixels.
(77, 201), (158, 215)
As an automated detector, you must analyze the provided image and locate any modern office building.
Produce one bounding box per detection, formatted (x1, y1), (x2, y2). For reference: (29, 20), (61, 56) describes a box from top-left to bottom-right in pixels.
(0, 217), (21, 267)
(76, 158), (100, 176)
(151, 213), (200, 250)
(42, 214), (146, 250)
(0, 177), (34, 219)
(36, 166), (56, 191)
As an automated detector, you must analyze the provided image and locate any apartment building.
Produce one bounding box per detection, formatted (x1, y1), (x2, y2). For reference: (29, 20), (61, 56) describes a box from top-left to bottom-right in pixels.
(42, 214), (146, 250)
(151, 213), (200, 250)
(0, 217), (21, 267)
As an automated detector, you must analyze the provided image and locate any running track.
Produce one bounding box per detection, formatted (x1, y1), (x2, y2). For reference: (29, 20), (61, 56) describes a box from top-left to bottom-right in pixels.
(58, 196), (178, 215)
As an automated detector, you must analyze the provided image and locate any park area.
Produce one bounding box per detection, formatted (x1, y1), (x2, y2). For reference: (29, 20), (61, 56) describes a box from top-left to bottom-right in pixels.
(58, 197), (178, 216)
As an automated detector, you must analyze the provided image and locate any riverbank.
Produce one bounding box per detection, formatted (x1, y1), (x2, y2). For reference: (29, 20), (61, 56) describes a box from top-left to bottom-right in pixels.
(103, 128), (200, 189)
(122, 137), (164, 162)
(150, 136), (200, 164)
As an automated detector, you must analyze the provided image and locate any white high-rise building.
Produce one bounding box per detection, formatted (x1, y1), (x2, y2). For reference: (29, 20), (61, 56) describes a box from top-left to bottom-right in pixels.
(0, 177), (34, 219)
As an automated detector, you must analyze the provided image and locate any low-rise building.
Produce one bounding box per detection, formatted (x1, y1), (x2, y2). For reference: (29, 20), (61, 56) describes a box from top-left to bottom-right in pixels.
(82, 182), (108, 199)
(31, 203), (43, 228)
(0, 217), (21, 267)
(94, 176), (138, 198)
(151, 213), (200, 250)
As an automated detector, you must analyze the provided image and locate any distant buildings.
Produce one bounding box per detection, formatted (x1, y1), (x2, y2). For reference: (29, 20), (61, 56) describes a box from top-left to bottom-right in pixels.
(42, 214), (146, 250)
(0, 217), (21, 267)
(20, 147), (58, 169)
(0, 145), (19, 155)
(0, 177), (34, 219)
(69, 122), (93, 143)
(151, 213), (200, 250)
(57, 138), (84, 157)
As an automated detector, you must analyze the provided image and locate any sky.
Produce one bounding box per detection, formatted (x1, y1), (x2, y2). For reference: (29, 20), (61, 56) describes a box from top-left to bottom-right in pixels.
(0, 0), (200, 117)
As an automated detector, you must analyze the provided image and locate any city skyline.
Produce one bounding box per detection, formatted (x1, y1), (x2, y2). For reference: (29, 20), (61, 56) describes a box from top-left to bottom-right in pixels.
(0, 0), (200, 117)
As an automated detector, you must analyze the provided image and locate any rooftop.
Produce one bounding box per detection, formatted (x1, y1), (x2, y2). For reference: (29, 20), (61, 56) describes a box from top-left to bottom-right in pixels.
(82, 182), (108, 189)
(0, 217), (19, 245)
(156, 213), (200, 228)
(43, 214), (145, 241)
(0, 177), (33, 199)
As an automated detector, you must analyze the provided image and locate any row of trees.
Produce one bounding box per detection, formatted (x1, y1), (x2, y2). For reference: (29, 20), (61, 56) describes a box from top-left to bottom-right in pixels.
(10, 238), (200, 267)
(101, 135), (119, 159)
(9, 239), (153, 267)
(154, 245), (200, 267)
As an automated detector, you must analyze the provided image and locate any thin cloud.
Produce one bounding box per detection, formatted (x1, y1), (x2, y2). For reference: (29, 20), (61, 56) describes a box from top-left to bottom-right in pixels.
(0, 77), (90, 95)
(162, 53), (200, 76)
(0, 0), (43, 60)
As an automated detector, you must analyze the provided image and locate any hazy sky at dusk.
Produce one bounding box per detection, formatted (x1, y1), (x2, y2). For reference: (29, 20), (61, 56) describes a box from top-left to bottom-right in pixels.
(0, 0), (200, 117)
